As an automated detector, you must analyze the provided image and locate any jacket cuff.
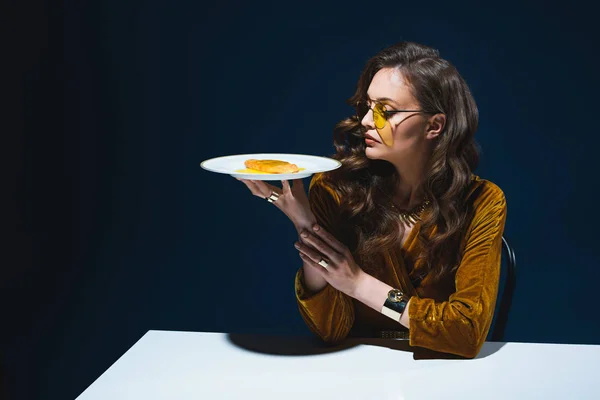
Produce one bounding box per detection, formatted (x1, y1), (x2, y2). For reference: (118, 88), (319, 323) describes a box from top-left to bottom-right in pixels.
(295, 267), (333, 301)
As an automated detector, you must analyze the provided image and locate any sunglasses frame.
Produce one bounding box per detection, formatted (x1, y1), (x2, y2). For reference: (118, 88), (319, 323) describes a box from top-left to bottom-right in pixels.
(355, 100), (431, 129)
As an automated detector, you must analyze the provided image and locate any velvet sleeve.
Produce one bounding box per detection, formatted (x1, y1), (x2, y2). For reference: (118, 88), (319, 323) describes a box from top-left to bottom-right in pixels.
(407, 185), (508, 358)
(294, 174), (355, 344)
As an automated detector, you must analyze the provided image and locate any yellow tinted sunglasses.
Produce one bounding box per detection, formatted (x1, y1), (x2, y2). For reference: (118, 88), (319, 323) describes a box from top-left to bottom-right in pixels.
(355, 101), (428, 129)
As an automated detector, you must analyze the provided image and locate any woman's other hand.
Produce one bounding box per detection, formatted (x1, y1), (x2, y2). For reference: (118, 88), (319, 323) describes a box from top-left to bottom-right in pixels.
(294, 224), (365, 297)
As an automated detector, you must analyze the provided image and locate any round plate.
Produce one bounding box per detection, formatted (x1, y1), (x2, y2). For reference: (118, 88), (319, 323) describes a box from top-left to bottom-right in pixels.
(200, 153), (342, 181)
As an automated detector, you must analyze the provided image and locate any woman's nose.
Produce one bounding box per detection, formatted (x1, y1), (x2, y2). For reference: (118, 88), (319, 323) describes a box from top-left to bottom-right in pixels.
(361, 109), (375, 129)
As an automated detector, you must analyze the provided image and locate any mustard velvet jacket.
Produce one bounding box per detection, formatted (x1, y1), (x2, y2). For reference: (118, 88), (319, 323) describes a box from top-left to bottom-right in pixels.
(295, 172), (507, 359)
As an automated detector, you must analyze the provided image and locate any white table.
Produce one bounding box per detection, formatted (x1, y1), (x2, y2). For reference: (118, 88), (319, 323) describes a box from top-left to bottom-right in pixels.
(76, 330), (600, 399)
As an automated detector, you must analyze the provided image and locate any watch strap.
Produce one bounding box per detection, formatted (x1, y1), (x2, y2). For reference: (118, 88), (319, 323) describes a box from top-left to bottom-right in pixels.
(381, 290), (409, 322)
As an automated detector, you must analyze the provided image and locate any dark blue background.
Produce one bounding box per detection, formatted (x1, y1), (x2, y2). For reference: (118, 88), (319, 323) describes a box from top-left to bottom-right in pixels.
(5, 0), (599, 398)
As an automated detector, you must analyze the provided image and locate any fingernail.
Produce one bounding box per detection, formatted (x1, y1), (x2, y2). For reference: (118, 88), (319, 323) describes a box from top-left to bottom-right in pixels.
(300, 231), (308, 238)
(294, 242), (300, 249)
(313, 224), (320, 231)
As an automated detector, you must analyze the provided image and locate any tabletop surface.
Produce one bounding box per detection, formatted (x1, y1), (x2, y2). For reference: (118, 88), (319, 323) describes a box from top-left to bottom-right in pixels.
(76, 330), (600, 400)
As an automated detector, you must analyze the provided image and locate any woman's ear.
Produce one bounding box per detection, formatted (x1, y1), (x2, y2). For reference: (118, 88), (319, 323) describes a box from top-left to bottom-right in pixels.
(425, 114), (446, 139)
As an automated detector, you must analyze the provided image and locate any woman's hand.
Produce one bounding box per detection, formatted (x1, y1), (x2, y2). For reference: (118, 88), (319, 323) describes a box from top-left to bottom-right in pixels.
(294, 224), (365, 297)
(236, 178), (317, 231)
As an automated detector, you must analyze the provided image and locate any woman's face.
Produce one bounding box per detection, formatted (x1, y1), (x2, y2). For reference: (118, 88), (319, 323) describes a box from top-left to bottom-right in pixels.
(360, 67), (431, 161)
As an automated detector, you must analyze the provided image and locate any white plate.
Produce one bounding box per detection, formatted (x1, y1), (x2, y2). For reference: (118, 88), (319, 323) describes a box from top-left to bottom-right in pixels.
(200, 153), (342, 181)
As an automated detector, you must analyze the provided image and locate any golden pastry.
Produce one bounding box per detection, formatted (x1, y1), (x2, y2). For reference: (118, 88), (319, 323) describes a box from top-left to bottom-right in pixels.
(244, 159), (300, 174)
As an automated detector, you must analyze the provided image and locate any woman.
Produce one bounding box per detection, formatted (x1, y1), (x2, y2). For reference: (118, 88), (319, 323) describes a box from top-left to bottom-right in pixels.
(237, 41), (507, 359)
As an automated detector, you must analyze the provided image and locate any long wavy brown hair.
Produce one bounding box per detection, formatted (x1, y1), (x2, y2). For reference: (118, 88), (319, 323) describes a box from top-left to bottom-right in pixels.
(321, 41), (480, 285)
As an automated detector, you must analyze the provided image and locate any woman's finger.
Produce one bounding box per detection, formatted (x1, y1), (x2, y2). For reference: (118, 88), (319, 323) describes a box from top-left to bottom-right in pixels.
(299, 231), (342, 263)
(299, 252), (329, 273)
(295, 241), (330, 266)
(250, 180), (281, 198)
(309, 225), (347, 255)
(237, 179), (264, 197)
(237, 179), (275, 199)
(281, 180), (291, 195)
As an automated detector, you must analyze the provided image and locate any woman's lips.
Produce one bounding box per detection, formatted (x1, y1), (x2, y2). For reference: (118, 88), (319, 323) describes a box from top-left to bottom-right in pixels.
(364, 134), (380, 143)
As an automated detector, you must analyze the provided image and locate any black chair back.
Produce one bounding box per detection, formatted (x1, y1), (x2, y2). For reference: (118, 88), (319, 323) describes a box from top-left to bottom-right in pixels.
(491, 235), (517, 341)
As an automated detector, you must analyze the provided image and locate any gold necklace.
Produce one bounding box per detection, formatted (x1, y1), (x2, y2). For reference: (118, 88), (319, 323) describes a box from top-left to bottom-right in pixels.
(391, 199), (431, 225)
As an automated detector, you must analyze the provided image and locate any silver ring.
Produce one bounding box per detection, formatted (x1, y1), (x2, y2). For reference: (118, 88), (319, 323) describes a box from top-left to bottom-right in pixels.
(318, 258), (329, 269)
(266, 192), (280, 203)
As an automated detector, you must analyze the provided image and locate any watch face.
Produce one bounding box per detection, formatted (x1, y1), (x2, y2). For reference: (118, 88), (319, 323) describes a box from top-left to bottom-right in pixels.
(388, 289), (404, 302)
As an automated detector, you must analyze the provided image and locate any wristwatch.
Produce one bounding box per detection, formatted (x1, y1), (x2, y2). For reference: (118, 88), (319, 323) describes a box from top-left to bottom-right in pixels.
(380, 288), (409, 322)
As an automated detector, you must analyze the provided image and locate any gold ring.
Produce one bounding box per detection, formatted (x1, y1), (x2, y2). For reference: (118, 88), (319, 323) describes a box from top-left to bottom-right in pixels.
(267, 192), (280, 203)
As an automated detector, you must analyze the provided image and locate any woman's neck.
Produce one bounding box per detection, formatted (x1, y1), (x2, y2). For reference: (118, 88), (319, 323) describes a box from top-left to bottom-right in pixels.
(393, 181), (425, 211)
(392, 156), (429, 210)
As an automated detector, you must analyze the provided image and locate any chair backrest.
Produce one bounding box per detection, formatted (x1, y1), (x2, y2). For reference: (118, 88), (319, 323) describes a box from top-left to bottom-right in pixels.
(490, 235), (517, 342)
